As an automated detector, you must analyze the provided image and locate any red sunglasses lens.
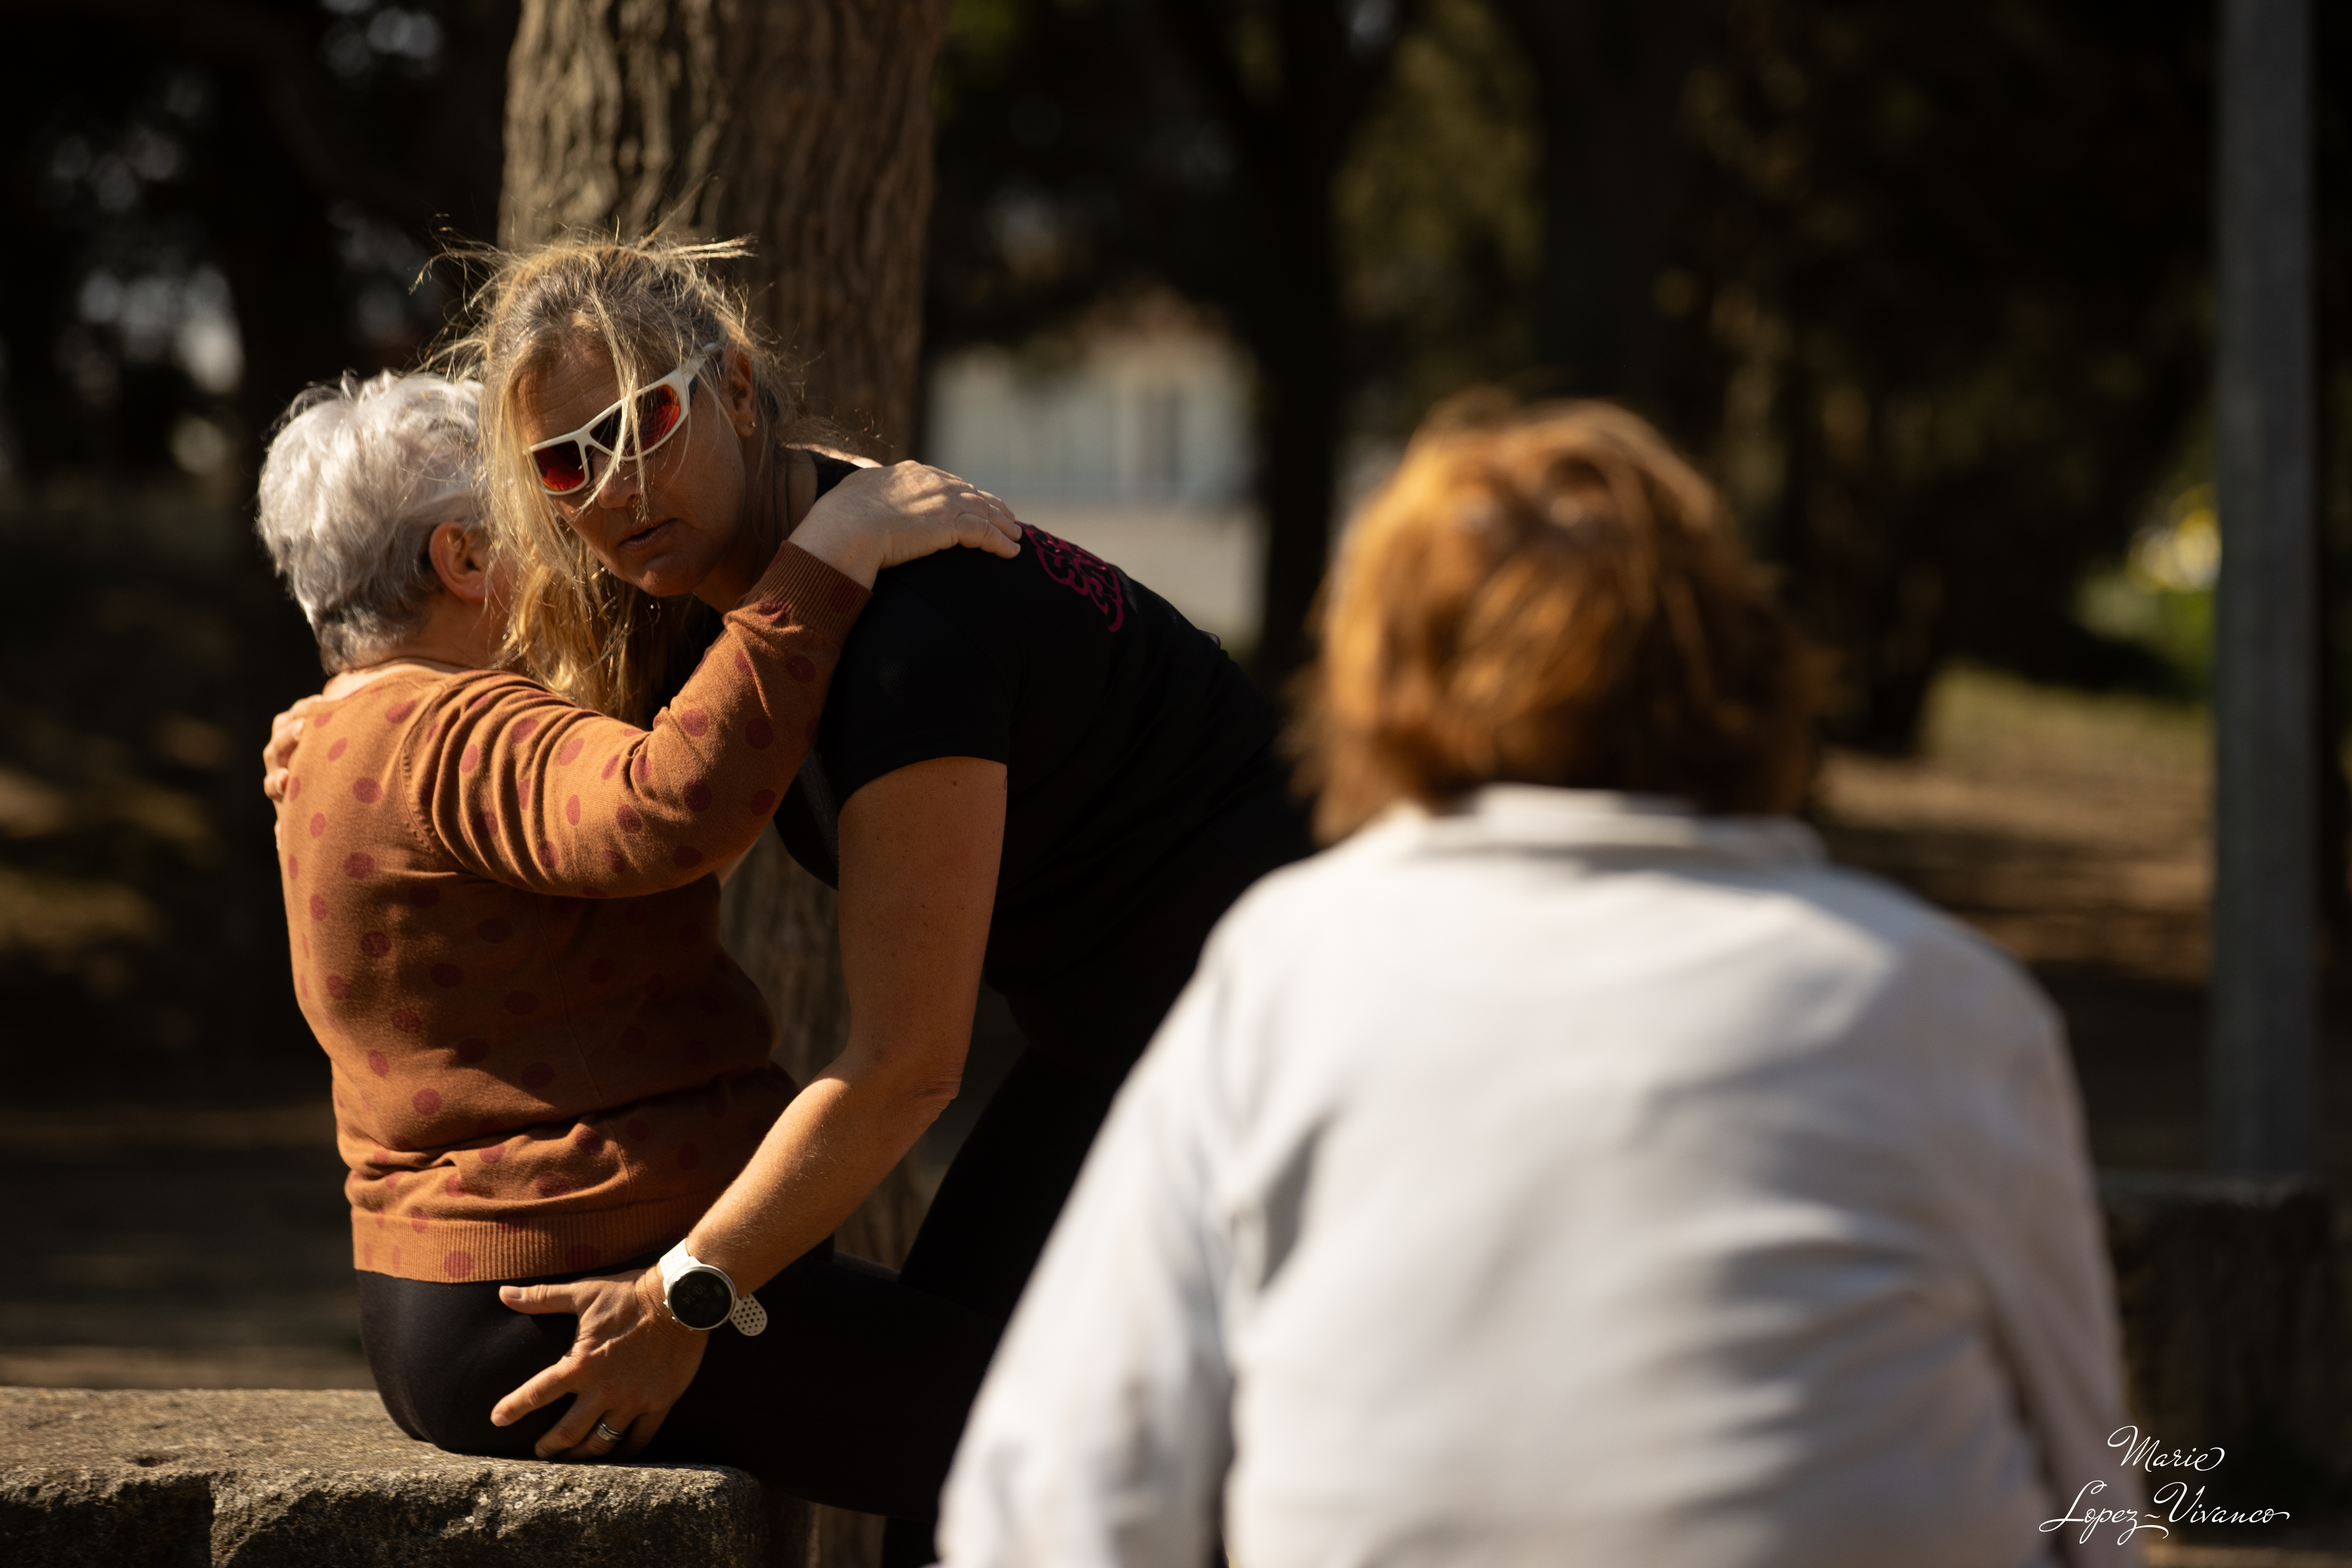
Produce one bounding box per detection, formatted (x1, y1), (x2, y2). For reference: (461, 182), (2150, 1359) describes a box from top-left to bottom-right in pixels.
(579, 385), (680, 460)
(636, 384), (684, 448)
(533, 442), (589, 493)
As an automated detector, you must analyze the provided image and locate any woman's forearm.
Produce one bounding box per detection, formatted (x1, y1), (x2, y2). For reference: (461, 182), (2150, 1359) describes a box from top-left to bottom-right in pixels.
(414, 543), (864, 896)
(680, 1042), (963, 1290)
(676, 756), (1007, 1295)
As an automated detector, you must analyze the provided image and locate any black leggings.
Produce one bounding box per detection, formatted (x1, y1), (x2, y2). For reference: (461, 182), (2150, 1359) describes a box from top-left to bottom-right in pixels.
(358, 1237), (998, 1520)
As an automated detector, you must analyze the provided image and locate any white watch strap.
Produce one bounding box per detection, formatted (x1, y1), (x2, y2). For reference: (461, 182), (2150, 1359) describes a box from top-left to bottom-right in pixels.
(655, 1239), (704, 1301)
(657, 1240), (767, 1335)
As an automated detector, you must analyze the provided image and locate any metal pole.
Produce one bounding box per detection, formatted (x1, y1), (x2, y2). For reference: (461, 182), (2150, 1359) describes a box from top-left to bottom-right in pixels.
(2211, 0), (2316, 1174)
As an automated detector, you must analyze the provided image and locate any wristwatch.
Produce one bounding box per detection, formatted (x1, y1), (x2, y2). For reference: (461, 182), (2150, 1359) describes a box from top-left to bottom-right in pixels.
(656, 1241), (769, 1336)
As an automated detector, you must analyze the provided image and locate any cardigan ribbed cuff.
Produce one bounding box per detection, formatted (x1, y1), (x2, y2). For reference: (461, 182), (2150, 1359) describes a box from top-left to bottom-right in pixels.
(738, 542), (868, 646)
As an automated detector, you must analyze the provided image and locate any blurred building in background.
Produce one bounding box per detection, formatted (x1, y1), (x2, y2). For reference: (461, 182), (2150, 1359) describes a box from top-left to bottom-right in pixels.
(925, 303), (1261, 643)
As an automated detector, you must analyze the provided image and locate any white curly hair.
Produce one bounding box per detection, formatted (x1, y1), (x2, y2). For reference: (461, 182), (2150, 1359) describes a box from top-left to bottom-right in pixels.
(255, 371), (484, 672)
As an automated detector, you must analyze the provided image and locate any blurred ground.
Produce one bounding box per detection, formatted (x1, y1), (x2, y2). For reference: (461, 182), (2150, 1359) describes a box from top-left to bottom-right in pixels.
(0, 1100), (360, 1390)
(0, 499), (356, 1387)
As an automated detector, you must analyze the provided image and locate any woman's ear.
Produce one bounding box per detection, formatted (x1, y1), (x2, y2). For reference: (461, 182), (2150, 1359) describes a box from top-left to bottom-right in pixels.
(720, 346), (760, 439)
(427, 522), (495, 604)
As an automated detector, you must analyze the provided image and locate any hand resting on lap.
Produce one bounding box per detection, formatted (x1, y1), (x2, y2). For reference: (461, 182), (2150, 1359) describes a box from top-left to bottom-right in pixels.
(490, 1267), (706, 1461)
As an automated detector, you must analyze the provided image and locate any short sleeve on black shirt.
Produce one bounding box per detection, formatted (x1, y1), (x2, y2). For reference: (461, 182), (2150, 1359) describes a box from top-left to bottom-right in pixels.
(817, 573), (1010, 802)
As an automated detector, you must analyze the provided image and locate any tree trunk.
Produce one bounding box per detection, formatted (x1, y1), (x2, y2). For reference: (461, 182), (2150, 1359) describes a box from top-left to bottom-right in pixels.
(500, 0), (949, 453)
(1251, 197), (1343, 680)
(1488, 0), (1719, 416)
(1154, 0), (1411, 681)
(498, 10), (948, 1560)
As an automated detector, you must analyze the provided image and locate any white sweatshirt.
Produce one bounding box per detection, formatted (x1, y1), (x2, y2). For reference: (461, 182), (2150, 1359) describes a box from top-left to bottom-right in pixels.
(941, 787), (2142, 1568)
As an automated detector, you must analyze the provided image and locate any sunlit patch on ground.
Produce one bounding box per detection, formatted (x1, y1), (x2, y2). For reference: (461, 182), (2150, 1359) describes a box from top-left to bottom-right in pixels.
(1816, 665), (2210, 983)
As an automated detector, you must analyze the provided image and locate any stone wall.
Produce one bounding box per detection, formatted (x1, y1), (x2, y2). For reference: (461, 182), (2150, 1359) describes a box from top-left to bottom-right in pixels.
(0, 1388), (806, 1568)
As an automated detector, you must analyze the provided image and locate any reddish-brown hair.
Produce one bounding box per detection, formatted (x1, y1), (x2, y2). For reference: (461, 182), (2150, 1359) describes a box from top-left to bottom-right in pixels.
(1300, 401), (1820, 840)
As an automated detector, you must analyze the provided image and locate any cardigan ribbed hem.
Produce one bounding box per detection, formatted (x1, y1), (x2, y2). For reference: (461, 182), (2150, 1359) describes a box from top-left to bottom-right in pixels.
(350, 1190), (722, 1283)
(744, 542), (869, 645)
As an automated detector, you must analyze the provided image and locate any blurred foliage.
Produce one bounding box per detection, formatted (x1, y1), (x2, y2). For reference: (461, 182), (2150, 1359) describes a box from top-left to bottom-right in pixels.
(931, 0), (1541, 433)
(933, 0), (2351, 751)
(2076, 479), (2218, 696)
(1658, 0), (2227, 746)
(928, 0), (1422, 673)
(0, 0), (514, 1098)
(0, 0), (512, 491)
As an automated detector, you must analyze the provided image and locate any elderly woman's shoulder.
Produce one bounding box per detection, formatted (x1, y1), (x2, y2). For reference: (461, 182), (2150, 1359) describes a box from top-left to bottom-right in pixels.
(1183, 805), (1477, 969)
(1773, 856), (2063, 1051)
(1203, 799), (2048, 1011)
(1787, 855), (2032, 968)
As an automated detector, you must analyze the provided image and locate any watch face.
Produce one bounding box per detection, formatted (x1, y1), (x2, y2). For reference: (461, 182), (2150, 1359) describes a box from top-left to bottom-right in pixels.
(669, 1269), (733, 1331)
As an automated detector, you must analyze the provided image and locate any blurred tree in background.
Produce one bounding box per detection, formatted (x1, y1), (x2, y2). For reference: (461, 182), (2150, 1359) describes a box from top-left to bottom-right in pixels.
(0, 0), (513, 482)
(1485, 0), (1715, 409)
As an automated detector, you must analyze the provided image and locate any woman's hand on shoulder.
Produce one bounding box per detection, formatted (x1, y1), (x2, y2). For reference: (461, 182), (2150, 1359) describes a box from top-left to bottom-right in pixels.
(260, 695), (325, 804)
(490, 1266), (708, 1461)
(792, 461), (1023, 588)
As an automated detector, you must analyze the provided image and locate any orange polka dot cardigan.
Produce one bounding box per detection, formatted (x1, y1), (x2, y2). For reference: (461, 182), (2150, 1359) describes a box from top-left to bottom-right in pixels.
(274, 543), (864, 1283)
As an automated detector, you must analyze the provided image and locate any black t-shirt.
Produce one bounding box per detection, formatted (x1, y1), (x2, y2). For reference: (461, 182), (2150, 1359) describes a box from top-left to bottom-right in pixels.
(774, 457), (1309, 1066)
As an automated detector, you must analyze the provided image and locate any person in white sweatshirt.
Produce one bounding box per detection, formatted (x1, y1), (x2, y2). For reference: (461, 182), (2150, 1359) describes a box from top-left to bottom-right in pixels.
(938, 401), (2144, 1568)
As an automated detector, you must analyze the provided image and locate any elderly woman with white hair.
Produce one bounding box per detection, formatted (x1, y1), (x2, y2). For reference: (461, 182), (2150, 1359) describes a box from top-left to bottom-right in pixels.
(254, 368), (1032, 1521)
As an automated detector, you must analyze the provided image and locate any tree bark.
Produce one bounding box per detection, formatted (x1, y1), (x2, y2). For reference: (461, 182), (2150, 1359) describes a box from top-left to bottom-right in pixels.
(500, 0), (949, 453)
(1488, 0), (1719, 415)
(1155, 0), (1411, 680)
(499, 16), (946, 1556)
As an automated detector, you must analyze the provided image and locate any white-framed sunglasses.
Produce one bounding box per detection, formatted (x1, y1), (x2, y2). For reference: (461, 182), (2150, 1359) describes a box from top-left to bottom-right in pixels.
(527, 342), (720, 496)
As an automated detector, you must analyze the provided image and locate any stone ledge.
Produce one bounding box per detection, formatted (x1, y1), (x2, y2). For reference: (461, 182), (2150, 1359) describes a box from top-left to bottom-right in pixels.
(0, 1388), (805, 1567)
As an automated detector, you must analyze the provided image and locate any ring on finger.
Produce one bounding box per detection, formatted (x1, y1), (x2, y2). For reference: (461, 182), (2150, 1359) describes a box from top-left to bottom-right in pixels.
(594, 1420), (625, 1445)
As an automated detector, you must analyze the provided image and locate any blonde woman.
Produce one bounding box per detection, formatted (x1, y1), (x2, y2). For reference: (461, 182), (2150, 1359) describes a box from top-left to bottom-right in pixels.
(941, 404), (2139, 1568)
(466, 236), (1315, 1564)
